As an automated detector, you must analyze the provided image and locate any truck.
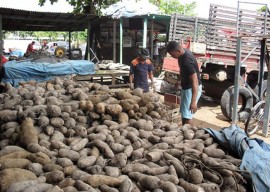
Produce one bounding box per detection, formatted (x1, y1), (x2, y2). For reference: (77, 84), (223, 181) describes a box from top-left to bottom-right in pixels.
(163, 3), (270, 121)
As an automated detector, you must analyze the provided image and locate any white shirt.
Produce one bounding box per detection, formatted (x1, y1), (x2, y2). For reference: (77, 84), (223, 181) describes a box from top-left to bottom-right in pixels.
(153, 43), (159, 56)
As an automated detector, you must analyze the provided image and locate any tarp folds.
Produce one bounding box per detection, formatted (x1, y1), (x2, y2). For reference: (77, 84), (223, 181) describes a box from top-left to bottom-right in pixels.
(2, 60), (95, 86)
(102, 0), (161, 18)
(205, 125), (270, 192)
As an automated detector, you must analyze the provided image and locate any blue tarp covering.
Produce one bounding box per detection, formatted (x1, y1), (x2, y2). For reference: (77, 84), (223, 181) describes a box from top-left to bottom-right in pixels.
(205, 125), (270, 192)
(2, 60), (95, 87)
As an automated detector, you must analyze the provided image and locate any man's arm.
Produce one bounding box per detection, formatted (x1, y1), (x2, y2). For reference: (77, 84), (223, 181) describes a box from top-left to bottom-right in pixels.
(129, 73), (134, 90)
(148, 71), (154, 85)
(148, 71), (156, 91)
(189, 73), (199, 113)
(148, 63), (156, 91)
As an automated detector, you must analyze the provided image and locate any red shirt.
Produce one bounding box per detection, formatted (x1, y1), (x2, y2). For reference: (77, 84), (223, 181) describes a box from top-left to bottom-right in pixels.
(26, 43), (35, 53)
(1, 55), (8, 68)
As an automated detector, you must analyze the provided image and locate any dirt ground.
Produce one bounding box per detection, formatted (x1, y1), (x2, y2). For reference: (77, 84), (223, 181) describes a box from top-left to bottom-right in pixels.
(192, 95), (270, 144)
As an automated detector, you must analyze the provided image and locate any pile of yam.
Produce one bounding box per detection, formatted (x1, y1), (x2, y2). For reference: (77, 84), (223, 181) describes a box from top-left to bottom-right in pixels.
(0, 77), (247, 192)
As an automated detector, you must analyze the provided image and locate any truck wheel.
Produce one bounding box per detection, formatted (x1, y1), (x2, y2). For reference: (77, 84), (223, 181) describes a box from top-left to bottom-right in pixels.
(254, 80), (267, 101)
(220, 86), (253, 122)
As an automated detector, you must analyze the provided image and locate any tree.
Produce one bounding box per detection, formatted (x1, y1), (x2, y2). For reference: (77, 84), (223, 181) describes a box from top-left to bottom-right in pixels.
(39, 0), (119, 14)
(39, 0), (196, 16)
(258, 5), (267, 12)
(158, 0), (196, 15)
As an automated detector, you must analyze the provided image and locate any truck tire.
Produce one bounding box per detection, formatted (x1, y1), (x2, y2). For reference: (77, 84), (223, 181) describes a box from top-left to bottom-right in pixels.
(254, 80), (267, 101)
(220, 86), (253, 122)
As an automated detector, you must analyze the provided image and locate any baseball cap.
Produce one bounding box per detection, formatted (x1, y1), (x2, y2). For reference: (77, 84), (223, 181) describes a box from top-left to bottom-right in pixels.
(140, 48), (150, 59)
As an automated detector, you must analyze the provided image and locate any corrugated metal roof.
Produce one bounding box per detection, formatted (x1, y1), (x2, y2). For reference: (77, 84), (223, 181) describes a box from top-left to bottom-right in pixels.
(0, 7), (106, 31)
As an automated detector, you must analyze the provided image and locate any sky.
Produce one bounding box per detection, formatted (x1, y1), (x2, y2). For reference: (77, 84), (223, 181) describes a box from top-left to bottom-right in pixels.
(0, 0), (73, 13)
(0, 0), (269, 17)
(188, 0), (270, 18)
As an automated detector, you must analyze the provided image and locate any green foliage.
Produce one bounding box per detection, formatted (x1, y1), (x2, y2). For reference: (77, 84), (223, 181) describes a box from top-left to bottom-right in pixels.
(39, 0), (196, 16)
(39, 0), (118, 14)
(257, 5), (267, 12)
(158, 0), (196, 15)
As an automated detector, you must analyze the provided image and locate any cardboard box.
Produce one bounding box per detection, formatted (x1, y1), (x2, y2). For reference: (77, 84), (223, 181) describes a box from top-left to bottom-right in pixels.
(190, 42), (206, 54)
(164, 93), (180, 105)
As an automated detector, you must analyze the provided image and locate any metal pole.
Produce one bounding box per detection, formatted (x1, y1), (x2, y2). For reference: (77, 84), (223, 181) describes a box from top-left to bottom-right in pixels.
(194, 17), (198, 42)
(264, 6), (267, 35)
(120, 18), (123, 64)
(262, 73), (270, 136)
(258, 39), (266, 100)
(236, 1), (240, 36)
(87, 20), (91, 61)
(0, 14), (2, 65)
(68, 31), (71, 60)
(143, 17), (147, 48)
(241, 43), (260, 65)
(113, 20), (116, 63)
(232, 37), (242, 124)
(150, 19), (154, 60)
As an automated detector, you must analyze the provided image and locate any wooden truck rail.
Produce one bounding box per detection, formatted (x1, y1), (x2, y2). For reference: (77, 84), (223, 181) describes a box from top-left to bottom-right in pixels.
(163, 3), (270, 99)
(207, 4), (270, 65)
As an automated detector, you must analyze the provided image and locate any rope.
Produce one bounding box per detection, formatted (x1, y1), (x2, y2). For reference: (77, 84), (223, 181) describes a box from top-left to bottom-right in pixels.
(180, 153), (252, 189)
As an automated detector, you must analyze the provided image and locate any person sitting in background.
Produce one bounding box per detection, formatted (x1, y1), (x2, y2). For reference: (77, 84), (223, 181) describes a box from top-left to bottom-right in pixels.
(153, 38), (160, 63)
(129, 48), (155, 93)
(25, 41), (37, 56)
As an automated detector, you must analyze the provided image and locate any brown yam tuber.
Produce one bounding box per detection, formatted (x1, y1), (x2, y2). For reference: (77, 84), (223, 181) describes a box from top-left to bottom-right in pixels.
(0, 168), (37, 192)
(138, 175), (160, 190)
(179, 178), (205, 192)
(118, 112), (129, 123)
(84, 175), (123, 188)
(20, 118), (38, 149)
(58, 149), (80, 162)
(47, 105), (62, 117)
(160, 181), (178, 192)
(0, 110), (18, 123)
(203, 147), (225, 159)
(87, 139), (114, 158)
(198, 183), (220, 192)
(0, 158), (31, 170)
(146, 151), (163, 162)
(106, 104), (123, 116)
(188, 168), (203, 184)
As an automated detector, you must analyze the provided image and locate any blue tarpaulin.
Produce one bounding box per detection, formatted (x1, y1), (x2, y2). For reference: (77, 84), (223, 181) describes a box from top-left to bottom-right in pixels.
(2, 60), (95, 86)
(205, 125), (270, 192)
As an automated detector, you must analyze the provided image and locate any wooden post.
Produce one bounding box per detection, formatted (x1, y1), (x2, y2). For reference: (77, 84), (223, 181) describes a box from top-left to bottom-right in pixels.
(87, 20), (91, 61)
(120, 18), (123, 64)
(113, 20), (116, 63)
(0, 14), (2, 65)
(143, 17), (147, 48)
(150, 19), (154, 60)
(232, 37), (242, 124)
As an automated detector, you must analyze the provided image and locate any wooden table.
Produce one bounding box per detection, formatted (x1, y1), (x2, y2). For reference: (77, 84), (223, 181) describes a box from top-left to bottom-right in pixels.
(74, 70), (130, 88)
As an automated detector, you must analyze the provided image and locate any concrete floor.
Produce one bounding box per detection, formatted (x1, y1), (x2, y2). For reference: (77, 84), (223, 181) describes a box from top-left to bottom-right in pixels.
(193, 95), (270, 144)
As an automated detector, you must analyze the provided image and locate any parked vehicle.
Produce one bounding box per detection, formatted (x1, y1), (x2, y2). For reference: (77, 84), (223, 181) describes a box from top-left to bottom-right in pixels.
(46, 41), (69, 56)
(163, 4), (270, 121)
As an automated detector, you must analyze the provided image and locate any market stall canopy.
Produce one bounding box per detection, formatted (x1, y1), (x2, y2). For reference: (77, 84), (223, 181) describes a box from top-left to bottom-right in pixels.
(101, 0), (162, 19)
(0, 7), (106, 31)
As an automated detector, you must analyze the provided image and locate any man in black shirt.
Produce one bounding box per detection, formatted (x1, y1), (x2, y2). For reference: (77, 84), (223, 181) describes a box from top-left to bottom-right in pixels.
(167, 41), (202, 125)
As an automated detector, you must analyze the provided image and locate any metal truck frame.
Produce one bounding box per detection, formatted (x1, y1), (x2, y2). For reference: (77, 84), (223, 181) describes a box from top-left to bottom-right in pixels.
(163, 3), (270, 121)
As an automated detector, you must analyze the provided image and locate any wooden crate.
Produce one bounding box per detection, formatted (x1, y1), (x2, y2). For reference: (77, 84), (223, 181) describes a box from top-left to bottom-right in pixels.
(163, 101), (181, 123)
